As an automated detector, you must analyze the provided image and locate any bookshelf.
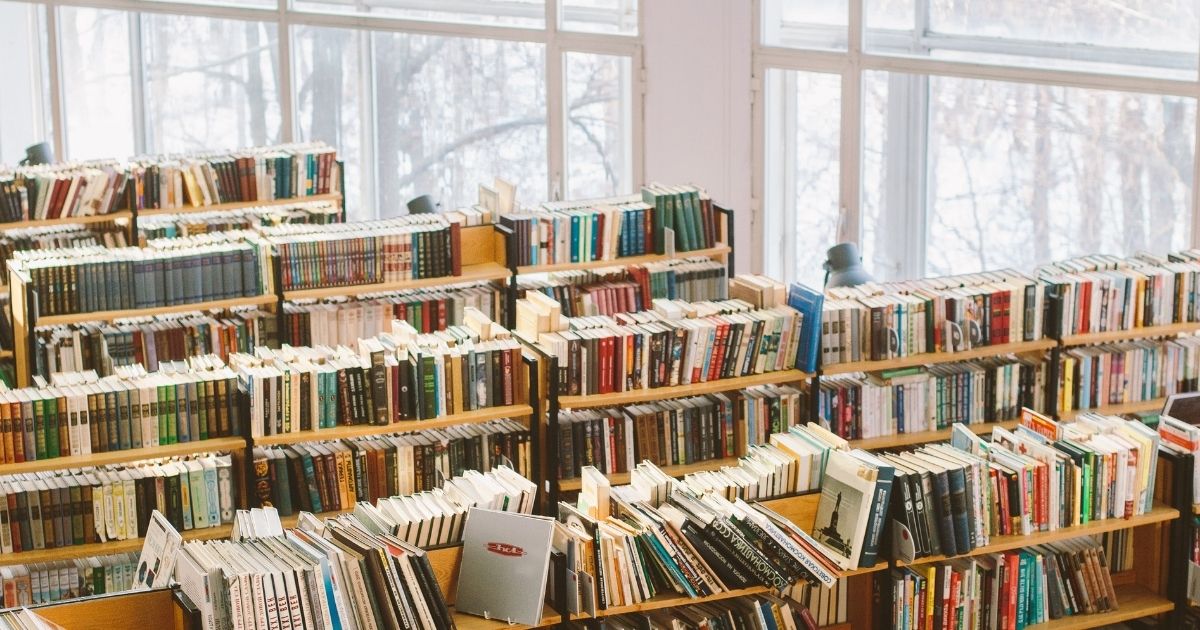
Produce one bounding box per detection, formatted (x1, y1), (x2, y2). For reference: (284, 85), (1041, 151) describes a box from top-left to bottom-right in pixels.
(848, 418), (1020, 451)
(1059, 321), (1200, 347)
(134, 192), (342, 219)
(0, 212), (133, 230)
(513, 242), (732, 276)
(0, 522), (235, 567)
(252, 404), (533, 447)
(1059, 398), (1166, 421)
(32, 588), (194, 630)
(0, 436), (246, 475)
(556, 368), (811, 409)
(821, 338), (1056, 376)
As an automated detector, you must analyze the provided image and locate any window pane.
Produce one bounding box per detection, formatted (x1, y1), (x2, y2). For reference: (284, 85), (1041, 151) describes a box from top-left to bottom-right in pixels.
(294, 0), (544, 29)
(561, 0), (637, 35)
(928, 0), (1199, 79)
(763, 68), (841, 287)
(373, 33), (546, 217)
(0, 1), (50, 165)
(565, 52), (632, 199)
(142, 15), (281, 154)
(761, 0), (847, 50)
(58, 7), (135, 160)
(926, 75), (1196, 276)
(294, 25), (367, 219)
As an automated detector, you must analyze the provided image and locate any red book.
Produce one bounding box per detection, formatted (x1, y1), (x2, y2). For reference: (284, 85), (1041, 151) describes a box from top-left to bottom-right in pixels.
(449, 221), (462, 277)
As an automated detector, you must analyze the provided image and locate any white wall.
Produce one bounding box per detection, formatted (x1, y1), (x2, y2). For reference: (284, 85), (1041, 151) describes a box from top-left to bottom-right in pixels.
(641, 0), (755, 274)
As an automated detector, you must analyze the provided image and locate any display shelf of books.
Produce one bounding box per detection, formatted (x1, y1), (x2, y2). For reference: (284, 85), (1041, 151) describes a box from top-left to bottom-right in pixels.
(848, 419), (1020, 451)
(0, 436), (247, 475)
(253, 403), (534, 447)
(0, 522), (234, 567)
(556, 368), (811, 409)
(1058, 398), (1166, 421)
(514, 243), (731, 276)
(821, 338), (1057, 376)
(135, 192), (342, 219)
(894, 503), (1177, 567)
(1059, 321), (1200, 346)
(31, 587), (191, 630)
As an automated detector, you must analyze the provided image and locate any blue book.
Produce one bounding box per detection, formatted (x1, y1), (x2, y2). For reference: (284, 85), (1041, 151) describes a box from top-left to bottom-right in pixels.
(570, 214), (581, 263)
(590, 213), (600, 261)
(786, 282), (825, 373)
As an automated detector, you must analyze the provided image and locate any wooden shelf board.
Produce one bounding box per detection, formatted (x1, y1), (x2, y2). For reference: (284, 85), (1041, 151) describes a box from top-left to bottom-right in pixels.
(254, 404), (533, 446)
(1061, 321), (1200, 346)
(0, 523), (233, 566)
(0, 349), (12, 359)
(281, 262), (510, 301)
(35, 294), (278, 326)
(822, 339), (1057, 375)
(559, 457), (741, 491)
(566, 586), (771, 621)
(0, 436), (247, 475)
(849, 420), (1019, 451)
(897, 503), (1178, 567)
(0, 211), (133, 230)
(1027, 583), (1173, 629)
(136, 193), (342, 218)
(558, 369), (811, 409)
(515, 244), (731, 275)
(1059, 398), (1165, 421)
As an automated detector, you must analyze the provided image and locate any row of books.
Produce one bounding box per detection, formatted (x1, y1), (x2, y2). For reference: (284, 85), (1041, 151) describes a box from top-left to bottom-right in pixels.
(262, 216), (460, 291)
(0, 357), (238, 464)
(347, 464), (536, 548)
(279, 282), (499, 348)
(136, 199), (341, 243)
(34, 309), (274, 378)
(642, 183), (722, 253)
(234, 313), (523, 437)
(1058, 336), (1200, 413)
(0, 162), (130, 222)
(811, 357), (1047, 440)
(498, 199), (660, 266)
(0, 552), (137, 608)
(887, 536), (1119, 630)
(0, 452), (235, 552)
(174, 518), (453, 630)
(518, 256), (728, 318)
(128, 142), (339, 210)
(821, 269), (1046, 364)
(251, 419), (531, 516)
(15, 235), (267, 317)
(0, 224), (127, 281)
(534, 299), (806, 397)
(889, 411), (1159, 563)
(1039, 251), (1200, 337)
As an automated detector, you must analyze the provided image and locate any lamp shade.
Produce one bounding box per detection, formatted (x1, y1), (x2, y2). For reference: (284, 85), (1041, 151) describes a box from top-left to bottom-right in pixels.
(824, 242), (872, 288)
(21, 142), (54, 166)
(406, 194), (438, 215)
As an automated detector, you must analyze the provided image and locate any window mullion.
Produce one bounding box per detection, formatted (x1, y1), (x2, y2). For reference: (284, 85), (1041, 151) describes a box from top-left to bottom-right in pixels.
(128, 11), (148, 154)
(839, 0), (863, 244)
(44, 3), (66, 159)
(278, 0), (295, 143)
(546, 0), (564, 201)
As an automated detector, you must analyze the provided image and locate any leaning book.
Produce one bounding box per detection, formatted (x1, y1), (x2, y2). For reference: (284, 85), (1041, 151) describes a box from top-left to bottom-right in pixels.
(811, 449), (878, 570)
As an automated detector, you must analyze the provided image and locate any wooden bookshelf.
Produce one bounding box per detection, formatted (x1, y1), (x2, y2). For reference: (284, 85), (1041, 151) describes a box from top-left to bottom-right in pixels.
(136, 192), (343, 218)
(559, 456), (741, 491)
(1060, 321), (1200, 346)
(281, 262), (510, 301)
(1027, 583), (1173, 629)
(848, 419), (1019, 451)
(1058, 398), (1165, 421)
(515, 243), (731, 275)
(33, 588), (186, 630)
(32, 294), (278, 327)
(254, 404), (533, 446)
(0, 349), (12, 359)
(0, 522), (234, 566)
(0, 211), (133, 230)
(0, 436), (246, 475)
(895, 502), (1178, 567)
(822, 338), (1056, 375)
(558, 369), (811, 409)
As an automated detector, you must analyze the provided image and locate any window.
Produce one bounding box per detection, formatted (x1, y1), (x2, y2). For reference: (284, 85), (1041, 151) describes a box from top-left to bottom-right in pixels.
(5, 0), (638, 218)
(759, 0), (1200, 284)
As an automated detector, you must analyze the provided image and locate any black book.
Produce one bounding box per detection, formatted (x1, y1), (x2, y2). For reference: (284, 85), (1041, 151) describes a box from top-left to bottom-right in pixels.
(677, 519), (754, 589)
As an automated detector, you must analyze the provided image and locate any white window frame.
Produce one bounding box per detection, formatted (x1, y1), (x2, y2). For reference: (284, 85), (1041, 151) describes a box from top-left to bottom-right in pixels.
(16, 0), (644, 215)
(752, 0), (1200, 280)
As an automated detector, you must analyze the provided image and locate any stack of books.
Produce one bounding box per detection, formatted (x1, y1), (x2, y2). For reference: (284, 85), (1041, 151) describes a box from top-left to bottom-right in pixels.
(0, 161), (129, 222)
(136, 198), (341, 243)
(887, 536), (1119, 629)
(518, 256), (728, 317)
(0, 358), (239, 463)
(822, 270), (1046, 364)
(13, 234), (268, 317)
(251, 419), (531, 514)
(1059, 336), (1200, 413)
(128, 142), (339, 210)
(0, 551), (138, 608)
(810, 357), (1047, 440)
(175, 517), (453, 630)
(280, 281), (499, 347)
(232, 309), (523, 437)
(0, 451), (236, 548)
(532, 299), (804, 397)
(34, 308), (274, 377)
(261, 215), (461, 291)
(0, 225), (127, 276)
